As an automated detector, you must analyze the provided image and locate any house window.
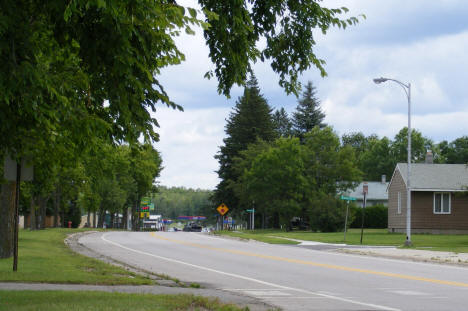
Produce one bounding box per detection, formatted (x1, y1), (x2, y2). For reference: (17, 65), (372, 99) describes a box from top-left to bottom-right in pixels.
(397, 192), (401, 214)
(434, 192), (451, 214)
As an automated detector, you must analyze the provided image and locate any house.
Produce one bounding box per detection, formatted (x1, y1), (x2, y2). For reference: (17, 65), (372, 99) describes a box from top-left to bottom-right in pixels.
(346, 175), (389, 207)
(388, 160), (468, 234)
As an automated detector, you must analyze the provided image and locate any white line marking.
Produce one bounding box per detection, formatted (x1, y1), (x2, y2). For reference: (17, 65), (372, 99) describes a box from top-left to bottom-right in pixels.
(101, 233), (400, 311)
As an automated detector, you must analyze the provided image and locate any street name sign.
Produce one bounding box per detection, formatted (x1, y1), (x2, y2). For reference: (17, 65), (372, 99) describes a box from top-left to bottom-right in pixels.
(340, 195), (357, 201)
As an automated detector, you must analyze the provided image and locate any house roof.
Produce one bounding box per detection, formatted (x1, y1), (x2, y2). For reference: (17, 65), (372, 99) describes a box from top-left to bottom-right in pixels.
(394, 163), (468, 191)
(346, 181), (389, 200)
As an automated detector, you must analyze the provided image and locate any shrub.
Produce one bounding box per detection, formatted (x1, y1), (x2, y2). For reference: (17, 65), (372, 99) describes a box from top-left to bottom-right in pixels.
(309, 193), (347, 232)
(350, 204), (387, 228)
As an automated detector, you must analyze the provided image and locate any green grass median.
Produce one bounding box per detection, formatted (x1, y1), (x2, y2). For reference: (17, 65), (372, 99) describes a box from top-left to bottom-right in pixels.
(0, 229), (152, 285)
(0, 291), (248, 311)
(217, 229), (468, 253)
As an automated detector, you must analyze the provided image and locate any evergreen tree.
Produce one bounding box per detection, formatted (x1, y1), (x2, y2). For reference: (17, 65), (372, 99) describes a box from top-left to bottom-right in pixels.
(273, 108), (292, 137)
(214, 75), (276, 213)
(292, 81), (326, 139)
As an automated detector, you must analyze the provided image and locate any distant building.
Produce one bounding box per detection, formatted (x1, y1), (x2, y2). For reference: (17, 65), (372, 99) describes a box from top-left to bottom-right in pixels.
(345, 175), (389, 207)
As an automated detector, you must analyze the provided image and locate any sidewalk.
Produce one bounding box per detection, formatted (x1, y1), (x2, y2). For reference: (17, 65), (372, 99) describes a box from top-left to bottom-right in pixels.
(269, 236), (468, 266)
(336, 246), (468, 266)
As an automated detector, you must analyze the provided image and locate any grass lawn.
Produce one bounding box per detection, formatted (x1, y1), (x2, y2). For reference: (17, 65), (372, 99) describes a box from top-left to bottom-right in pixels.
(0, 291), (247, 311)
(218, 229), (468, 253)
(0, 229), (152, 285)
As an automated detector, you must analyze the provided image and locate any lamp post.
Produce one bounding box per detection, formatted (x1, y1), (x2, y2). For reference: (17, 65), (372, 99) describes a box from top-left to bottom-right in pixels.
(373, 77), (412, 246)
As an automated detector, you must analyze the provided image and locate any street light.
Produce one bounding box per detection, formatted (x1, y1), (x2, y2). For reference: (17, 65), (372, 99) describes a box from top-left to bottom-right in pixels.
(373, 77), (412, 246)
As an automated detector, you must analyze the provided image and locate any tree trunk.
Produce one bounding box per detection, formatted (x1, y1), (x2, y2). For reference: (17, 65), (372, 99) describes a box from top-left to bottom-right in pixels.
(0, 182), (15, 258)
(93, 210), (96, 228)
(30, 197), (37, 230)
(110, 212), (115, 229)
(97, 206), (105, 228)
(86, 207), (90, 227)
(39, 196), (48, 229)
(132, 196), (141, 231)
(53, 187), (61, 227)
(122, 206), (128, 230)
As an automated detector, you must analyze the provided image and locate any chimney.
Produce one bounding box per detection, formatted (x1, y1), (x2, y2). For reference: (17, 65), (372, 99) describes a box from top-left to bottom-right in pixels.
(425, 150), (433, 164)
(381, 175), (386, 184)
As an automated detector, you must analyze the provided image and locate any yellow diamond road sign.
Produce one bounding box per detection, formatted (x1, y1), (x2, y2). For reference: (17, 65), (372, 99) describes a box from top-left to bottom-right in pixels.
(217, 203), (229, 216)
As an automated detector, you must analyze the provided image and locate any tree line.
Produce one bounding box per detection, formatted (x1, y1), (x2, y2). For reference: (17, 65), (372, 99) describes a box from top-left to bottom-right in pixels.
(151, 186), (213, 221)
(213, 76), (468, 231)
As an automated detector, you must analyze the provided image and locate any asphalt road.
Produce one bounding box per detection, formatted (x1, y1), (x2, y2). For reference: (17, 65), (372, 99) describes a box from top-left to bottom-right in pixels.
(80, 232), (468, 311)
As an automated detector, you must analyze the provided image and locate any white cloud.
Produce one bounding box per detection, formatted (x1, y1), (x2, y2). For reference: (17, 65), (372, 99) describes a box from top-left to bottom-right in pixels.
(152, 107), (229, 189)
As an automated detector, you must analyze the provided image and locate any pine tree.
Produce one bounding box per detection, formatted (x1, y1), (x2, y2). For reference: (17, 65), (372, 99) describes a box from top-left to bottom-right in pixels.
(292, 81), (326, 139)
(273, 108), (292, 138)
(214, 75), (276, 213)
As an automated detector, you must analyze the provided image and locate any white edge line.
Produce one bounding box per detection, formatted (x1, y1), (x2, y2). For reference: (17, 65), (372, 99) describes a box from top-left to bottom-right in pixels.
(100, 232), (400, 311)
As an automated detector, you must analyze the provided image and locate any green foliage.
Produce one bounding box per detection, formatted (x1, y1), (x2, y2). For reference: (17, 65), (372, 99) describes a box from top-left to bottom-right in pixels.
(63, 201), (82, 228)
(303, 127), (362, 195)
(214, 75), (276, 213)
(235, 137), (306, 228)
(350, 204), (388, 229)
(438, 136), (468, 164)
(343, 128), (442, 181)
(152, 186), (213, 221)
(231, 127), (361, 230)
(273, 108), (292, 138)
(292, 81), (326, 138)
(200, 1), (363, 96)
(392, 127), (434, 163)
(360, 136), (395, 181)
(308, 192), (346, 232)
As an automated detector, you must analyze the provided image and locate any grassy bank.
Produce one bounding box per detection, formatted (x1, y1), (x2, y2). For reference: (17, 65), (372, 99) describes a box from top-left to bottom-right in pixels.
(218, 229), (468, 253)
(0, 229), (152, 285)
(0, 291), (248, 311)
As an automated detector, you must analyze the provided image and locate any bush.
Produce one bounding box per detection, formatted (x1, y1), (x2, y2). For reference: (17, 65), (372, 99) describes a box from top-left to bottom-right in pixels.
(309, 193), (347, 232)
(350, 204), (387, 228)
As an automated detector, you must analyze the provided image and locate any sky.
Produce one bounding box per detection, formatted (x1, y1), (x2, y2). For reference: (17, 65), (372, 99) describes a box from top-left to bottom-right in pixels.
(152, 0), (468, 190)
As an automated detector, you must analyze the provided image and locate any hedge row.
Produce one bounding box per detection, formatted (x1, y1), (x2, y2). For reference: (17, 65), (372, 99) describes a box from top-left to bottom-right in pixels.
(349, 204), (388, 228)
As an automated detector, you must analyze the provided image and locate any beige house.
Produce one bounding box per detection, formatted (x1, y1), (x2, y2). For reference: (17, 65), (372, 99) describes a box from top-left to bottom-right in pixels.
(388, 163), (468, 234)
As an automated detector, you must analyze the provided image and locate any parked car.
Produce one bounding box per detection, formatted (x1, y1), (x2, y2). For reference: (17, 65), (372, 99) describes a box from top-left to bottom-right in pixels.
(183, 222), (202, 232)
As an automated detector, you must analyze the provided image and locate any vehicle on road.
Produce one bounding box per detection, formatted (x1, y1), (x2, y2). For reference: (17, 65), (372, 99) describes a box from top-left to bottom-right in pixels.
(183, 223), (202, 232)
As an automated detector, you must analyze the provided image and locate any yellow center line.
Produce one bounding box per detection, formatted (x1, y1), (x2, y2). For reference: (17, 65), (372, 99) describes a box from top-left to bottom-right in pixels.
(150, 232), (468, 288)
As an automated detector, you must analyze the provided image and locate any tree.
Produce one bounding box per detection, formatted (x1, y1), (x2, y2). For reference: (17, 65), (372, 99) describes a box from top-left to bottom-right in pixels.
(292, 81), (326, 139)
(231, 127), (361, 231)
(214, 75), (276, 213)
(233, 138), (305, 228)
(128, 144), (163, 230)
(342, 132), (378, 171)
(360, 136), (395, 181)
(440, 136), (468, 164)
(273, 108), (292, 138)
(391, 128), (434, 163)
(302, 127), (362, 231)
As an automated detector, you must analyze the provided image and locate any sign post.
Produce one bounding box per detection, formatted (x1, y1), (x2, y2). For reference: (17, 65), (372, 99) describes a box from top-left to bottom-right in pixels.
(4, 155), (33, 272)
(217, 203), (229, 230)
(246, 208), (255, 230)
(360, 183), (368, 244)
(340, 195), (357, 241)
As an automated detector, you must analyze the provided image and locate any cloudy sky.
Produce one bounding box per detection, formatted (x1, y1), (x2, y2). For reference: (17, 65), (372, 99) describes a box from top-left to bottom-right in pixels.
(152, 0), (468, 190)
